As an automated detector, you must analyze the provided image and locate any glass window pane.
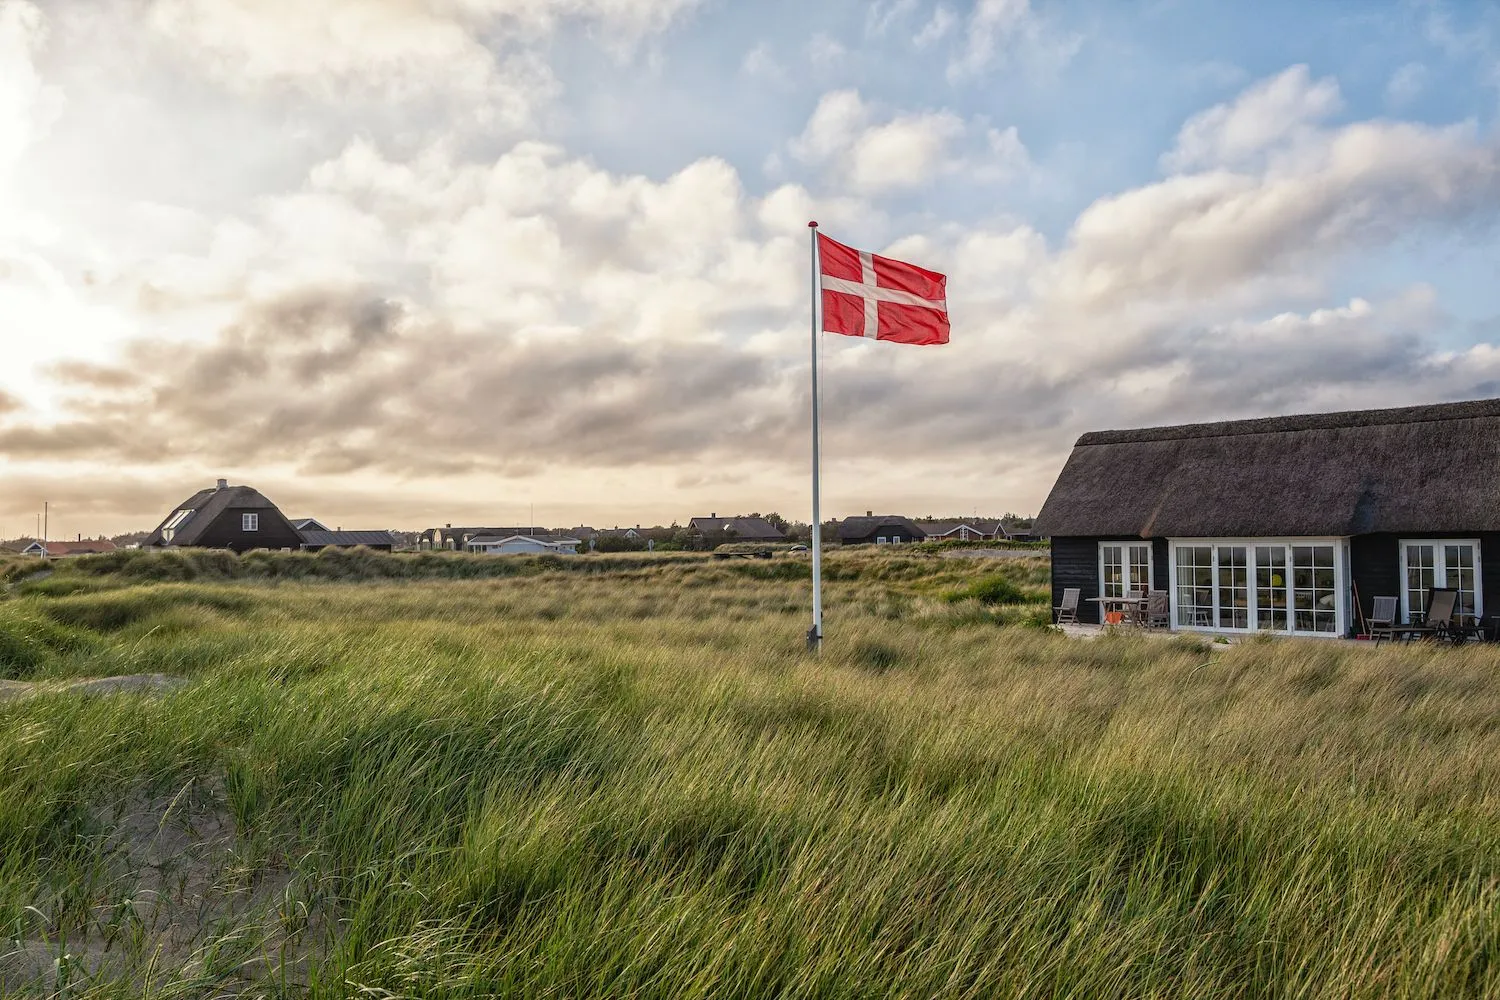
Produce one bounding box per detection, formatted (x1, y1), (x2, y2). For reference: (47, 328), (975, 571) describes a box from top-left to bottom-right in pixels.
(1292, 544), (1337, 633)
(1128, 545), (1151, 595)
(1102, 545), (1124, 599)
(1217, 546), (1248, 629)
(1405, 544), (1435, 623)
(1442, 543), (1478, 618)
(1255, 546), (1288, 632)
(1176, 546), (1213, 627)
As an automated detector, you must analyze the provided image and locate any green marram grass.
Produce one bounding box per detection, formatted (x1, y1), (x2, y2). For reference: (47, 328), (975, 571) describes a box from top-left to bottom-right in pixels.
(0, 548), (1497, 998)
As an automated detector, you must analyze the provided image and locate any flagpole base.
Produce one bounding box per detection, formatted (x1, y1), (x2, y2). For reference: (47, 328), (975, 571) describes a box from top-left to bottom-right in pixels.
(805, 626), (822, 653)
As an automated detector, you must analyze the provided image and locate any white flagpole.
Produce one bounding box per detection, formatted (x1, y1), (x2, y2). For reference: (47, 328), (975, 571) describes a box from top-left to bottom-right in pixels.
(808, 221), (823, 653)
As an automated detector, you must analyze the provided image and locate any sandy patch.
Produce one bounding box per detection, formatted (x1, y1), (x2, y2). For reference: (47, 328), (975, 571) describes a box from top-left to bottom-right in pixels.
(0, 673), (186, 702)
(0, 780), (321, 995)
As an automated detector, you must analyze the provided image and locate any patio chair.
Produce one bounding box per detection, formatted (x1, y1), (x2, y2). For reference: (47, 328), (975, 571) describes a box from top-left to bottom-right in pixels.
(1054, 587), (1080, 624)
(1368, 596), (1398, 645)
(1146, 590), (1171, 628)
(1422, 588), (1462, 643)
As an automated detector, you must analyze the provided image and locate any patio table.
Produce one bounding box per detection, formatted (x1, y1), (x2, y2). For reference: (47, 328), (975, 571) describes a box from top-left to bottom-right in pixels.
(1086, 596), (1148, 626)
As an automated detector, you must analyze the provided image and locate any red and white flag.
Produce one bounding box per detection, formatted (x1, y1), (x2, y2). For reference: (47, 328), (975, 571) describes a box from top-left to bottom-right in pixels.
(817, 232), (949, 346)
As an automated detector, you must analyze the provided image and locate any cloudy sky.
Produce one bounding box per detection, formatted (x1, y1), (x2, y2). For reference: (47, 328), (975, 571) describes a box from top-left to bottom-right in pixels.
(2, 0), (1499, 537)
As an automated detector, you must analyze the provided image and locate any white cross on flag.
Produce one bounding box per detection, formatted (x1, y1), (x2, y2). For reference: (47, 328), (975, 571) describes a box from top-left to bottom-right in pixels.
(817, 232), (949, 346)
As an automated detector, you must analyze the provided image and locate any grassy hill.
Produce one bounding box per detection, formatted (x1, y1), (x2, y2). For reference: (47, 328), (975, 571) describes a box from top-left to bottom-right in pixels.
(1, 549), (1497, 997)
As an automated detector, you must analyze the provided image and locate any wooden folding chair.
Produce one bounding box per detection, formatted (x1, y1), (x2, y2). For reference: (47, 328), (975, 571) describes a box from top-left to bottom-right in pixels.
(1054, 587), (1080, 624)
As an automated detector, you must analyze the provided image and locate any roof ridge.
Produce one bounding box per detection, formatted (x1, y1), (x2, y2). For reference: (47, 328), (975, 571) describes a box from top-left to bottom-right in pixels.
(1079, 398), (1500, 447)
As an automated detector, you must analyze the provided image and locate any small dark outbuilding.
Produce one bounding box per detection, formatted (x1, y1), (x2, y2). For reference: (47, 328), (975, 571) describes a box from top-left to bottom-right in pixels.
(1034, 398), (1500, 636)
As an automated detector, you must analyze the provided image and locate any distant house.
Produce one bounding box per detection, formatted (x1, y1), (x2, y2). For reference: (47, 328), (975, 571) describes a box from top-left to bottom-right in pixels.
(1034, 398), (1500, 636)
(595, 527), (643, 542)
(290, 518), (331, 532)
(466, 533), (581, 555)
(299, 530), (397, 552)
(145, 480), (395, 553)
(419, 526), (549, 550)
(687, 514), (786, 544)
(837, 514), (925, 546)
(20, 538), (119, 558)
(997, 520), (1043, 542)
(915, 519), (1001, 542)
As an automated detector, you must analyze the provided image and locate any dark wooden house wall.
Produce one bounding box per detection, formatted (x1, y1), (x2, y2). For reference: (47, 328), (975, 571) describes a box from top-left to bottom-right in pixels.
(1051, 537), (1102, 624)
(191, 507), (305, 553)
(1349, 531), (1500, 627)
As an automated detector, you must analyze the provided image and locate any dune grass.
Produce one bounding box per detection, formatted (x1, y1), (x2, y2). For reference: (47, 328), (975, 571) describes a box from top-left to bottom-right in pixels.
(1, 549), (1498, 997)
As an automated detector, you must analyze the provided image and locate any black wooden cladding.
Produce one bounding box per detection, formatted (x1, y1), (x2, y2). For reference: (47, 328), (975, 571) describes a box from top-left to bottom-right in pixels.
(1349, 532), (1500, 628)
(1050, 537), (1101, 624)
(190, 507), (305, 553)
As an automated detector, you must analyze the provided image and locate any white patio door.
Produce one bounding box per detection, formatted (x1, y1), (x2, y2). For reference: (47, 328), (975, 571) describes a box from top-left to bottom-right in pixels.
(1100, 543), (1152, 598)
(1400, 540), (1481, 622)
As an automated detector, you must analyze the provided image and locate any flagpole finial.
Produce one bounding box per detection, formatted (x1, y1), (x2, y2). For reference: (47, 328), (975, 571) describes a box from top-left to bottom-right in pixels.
(808, 220), (818, 228)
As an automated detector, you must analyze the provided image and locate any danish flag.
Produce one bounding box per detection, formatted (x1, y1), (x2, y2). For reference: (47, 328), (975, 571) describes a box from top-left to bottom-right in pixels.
(817, 231), (949, 346)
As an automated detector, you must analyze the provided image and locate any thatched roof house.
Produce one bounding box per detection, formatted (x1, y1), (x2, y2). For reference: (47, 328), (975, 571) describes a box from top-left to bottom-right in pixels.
(837, 514), (924, 545)
(144, 482), (305, 553)
(687, 516), (786, 543)
(1035, 399), (1500, 636)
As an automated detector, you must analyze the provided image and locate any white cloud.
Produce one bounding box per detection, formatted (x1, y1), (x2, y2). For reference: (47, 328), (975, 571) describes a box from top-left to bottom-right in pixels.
(808, 32), (848, 67)
(948, 0), (1078, 80)
(914, 6), (957, 48)
(1164, 64), (1343, 172)
(1055, 116), (1500, 318)
(788, 89), (1024, 194)
(0, 1), (61, 184)
(741, 42), (783, 81)
(1386, 62), (1428, 106)
(865, 0), (918, 37)
(145, 0), (700, 128)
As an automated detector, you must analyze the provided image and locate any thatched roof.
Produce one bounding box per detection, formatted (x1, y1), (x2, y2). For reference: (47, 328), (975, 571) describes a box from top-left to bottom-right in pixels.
(1035, 398), (1500, 538)
(687, 516), (785, 540)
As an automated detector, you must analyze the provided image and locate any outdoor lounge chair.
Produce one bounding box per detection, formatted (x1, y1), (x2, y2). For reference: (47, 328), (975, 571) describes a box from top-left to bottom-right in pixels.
(1054, 587), (1080, 624)
(1146, 590), (1171, 628)
(1422, 588), (1469, 643)
(1368, 596), (1399, 645)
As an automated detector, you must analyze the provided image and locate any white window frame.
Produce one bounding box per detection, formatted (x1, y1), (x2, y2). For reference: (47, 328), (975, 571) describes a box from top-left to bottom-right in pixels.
(161, 508), (194, 543)
(1167, 538), (1347, 638)
(1398, 539), (1482, 623)
(242, 513), (259, 532)
(876, 536), (888, 544)
(1097, 541), (1154, 600)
